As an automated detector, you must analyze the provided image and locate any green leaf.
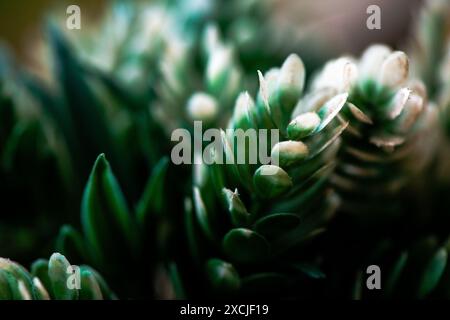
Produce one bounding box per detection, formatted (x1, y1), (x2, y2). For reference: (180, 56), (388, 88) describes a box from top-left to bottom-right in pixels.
(385, 251), (408, 298)
(222, 228), (269, 264)
(253, 165), (292, 199)
(316, 93), (348, 132)
(30, 259), (52, 298)
(2, 122), (41, 171)
(0, 258), (36, 299)
(394, 237), (439, 297)
(271, 140), (309, 168)
(270, 192), (334, 255)
(136, 157), (169, 226)
(206, 259), (241, 294)
(80, 265), (116, 300)
(79, 268), (103, 300)
(417, 248), (447, 298)
(254, 213), (300, 240)
(287, 112), (321, 140)
(208, 148), (227, 199)
(222, 188), (251, 226)
(81, 154), (138, 269)
(231, 91), (256, 131)
(48, 253), (78, 300)
(56, 225), (87, 264)
(293, 263), (326, 279)
(167, 263), (186, 299)
(220, 129), (243, 188)
(1, 271), (24, 300)
(0, 270), (13, 299)
(32, 278), (50, 300)
(276, 54), (305, 119)
(193, 186), (215, 242)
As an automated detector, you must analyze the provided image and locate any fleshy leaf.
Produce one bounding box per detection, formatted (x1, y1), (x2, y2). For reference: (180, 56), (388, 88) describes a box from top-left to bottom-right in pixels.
(222, 188), (251, 226)
(136, 157), (169, 226)
(417, 248), (447, 298)
(253, 165), (292, 199)
(206, 259), (241, 294)
(254, 213), (300, 240)
(81, 154), (138, 269)
(56, 225), (87, 264)
(222, 228), (270, 264)
(48, 253), (78, 300)
(79, 268), (103, 300)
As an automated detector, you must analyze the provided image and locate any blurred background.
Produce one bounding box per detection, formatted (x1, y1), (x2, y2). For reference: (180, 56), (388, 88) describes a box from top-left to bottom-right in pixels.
(0, 0), (424, 67)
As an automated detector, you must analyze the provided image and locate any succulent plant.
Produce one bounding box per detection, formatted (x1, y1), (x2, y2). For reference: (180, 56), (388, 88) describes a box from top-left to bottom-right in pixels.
(45, 0), (318, 135)
(305, 45), (448, 300)
(30, 24), (169, 199)
(56, 0), (275, 88)
(0, 20), (176, 271)
(39, 1), (242, 135)
(55, 153), (174, 299)
(309, 45), (438, 224)
(0, 0), (300, 300)
(170, 53), (349, 298)
(155, 22), (244, 133)
(3, 0), (450, 301)
(165, 0), (310, 77)
(0, 252), (114, 300)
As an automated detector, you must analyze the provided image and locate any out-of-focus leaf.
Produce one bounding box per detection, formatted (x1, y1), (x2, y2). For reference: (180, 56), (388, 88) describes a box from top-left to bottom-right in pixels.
(136, 157), (169, 225)
(206, 258), (241, 294)
(81, 154), (138, 269)
(56, 225), (87, 264)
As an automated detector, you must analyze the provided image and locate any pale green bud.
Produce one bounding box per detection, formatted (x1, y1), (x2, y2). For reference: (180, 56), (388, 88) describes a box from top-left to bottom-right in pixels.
(287, 112), (321, 140)
(187, 92), (218, 123)
(222, 188), (251, 226)
(271, 141), (309, 167)
(253, 165), (293, 199)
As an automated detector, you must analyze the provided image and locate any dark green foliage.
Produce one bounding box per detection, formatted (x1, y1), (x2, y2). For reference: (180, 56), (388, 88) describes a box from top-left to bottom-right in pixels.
(0, 252), (115, 300)
(56, 154), (174, 298)
(2, 0), (450, 301)
(172, 55), (348, 298)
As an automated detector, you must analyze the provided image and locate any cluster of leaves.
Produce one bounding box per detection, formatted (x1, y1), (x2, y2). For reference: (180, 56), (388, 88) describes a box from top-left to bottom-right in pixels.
(0, 0), (294, 299)
(0, 253), (114, 300)
(3, 0), (450, 300)
(172, 53), (348, 298)
(56, 154), (171, 298)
